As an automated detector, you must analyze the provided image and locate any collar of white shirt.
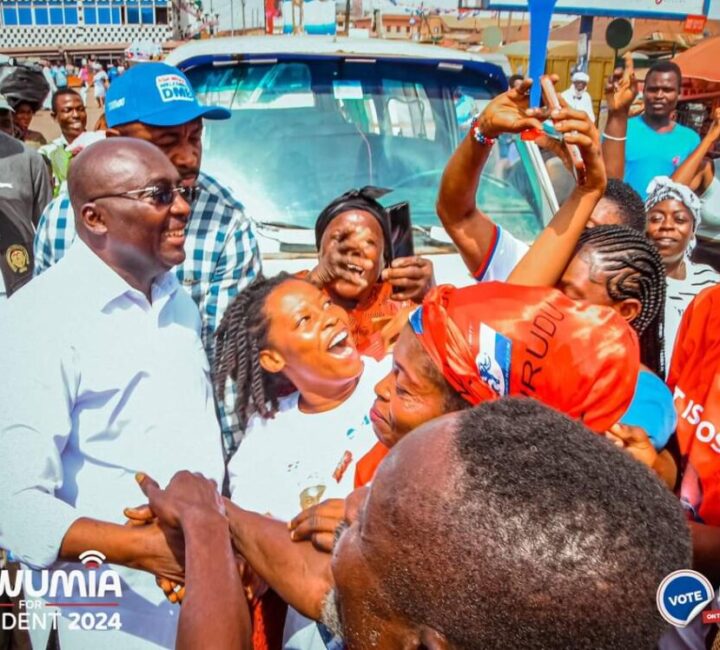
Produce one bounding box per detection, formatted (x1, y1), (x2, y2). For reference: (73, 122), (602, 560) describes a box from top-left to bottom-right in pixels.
(65, 237), (180, 313)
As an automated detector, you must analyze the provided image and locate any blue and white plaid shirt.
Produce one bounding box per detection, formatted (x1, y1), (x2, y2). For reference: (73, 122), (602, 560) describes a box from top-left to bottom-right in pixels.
(34, 171), (261, 456)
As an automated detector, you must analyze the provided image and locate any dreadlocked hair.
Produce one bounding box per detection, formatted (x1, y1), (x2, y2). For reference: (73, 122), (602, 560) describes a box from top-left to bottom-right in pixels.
(213, 273), (296, 429)
(576, 225), (667, 376)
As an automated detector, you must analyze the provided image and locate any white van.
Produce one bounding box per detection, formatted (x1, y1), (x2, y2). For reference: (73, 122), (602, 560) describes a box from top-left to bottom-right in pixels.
(166, 35), (558, 285)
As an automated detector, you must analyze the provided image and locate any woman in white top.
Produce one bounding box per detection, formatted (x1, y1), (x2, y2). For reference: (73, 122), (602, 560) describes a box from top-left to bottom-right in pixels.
(645, 176), (720, 362)
(215, 272), (387, 649)
(92, 63), (108, 108)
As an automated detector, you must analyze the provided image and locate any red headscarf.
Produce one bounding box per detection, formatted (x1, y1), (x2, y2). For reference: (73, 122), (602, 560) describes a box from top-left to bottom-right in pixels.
(410, 282), (640, 433)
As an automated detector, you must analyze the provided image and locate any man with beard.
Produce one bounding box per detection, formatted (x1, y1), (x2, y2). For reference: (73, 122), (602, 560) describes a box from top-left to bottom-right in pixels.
(34, 63), (261, 454)
(139, 399), (691, 650)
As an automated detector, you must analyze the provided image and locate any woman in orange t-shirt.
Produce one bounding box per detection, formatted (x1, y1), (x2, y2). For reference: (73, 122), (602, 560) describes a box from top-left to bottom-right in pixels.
(302, 187), (433, 359)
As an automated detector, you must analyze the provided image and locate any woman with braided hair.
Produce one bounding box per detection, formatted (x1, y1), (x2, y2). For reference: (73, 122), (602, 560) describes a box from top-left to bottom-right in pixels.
(216, 272), (389, 649)
(558, 224), (667, 376)
(555, 225), (677, 461)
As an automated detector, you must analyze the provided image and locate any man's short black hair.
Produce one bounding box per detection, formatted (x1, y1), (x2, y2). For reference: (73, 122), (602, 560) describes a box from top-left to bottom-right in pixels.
(51, 88), (82, 113)
(603, 178), (647, 232)
(381, 398), (691, 650)
(646, 60), (683, 91)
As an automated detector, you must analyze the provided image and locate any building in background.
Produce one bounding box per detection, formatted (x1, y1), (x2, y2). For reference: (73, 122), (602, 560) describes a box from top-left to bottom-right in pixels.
(176, 0), (268, 37)
(0, 1), (177, 50)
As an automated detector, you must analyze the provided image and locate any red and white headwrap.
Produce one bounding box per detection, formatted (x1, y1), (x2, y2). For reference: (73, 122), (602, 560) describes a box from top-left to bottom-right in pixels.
(409, 283), (640, 433)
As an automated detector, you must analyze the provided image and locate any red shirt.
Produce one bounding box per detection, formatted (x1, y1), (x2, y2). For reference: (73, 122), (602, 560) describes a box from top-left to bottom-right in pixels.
(667, 285), (720, 525)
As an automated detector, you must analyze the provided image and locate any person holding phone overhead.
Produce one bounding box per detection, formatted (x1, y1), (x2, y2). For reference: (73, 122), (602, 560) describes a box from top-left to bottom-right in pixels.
(301, 188), (434, 359)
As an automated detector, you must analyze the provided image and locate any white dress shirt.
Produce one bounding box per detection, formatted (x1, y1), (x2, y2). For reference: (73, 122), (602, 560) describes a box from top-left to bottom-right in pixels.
(0, 239), (225, 649)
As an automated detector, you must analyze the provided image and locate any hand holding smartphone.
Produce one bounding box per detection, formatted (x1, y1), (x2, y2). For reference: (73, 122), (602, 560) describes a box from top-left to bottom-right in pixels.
(540, 75), (587, 185)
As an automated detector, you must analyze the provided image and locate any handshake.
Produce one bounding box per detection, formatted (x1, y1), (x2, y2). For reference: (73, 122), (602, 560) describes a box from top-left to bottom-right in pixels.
(124, 471), (262, 605)
(124, 471), (346, 605)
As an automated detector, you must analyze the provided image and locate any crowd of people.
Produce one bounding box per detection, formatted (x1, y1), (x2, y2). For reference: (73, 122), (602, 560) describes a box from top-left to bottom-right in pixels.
(0, 49), (719, 650)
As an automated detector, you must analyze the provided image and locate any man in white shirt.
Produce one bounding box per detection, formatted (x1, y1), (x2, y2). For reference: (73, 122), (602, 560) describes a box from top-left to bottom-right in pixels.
(561, 71), (595, 123)
(0, 138), (225, 649)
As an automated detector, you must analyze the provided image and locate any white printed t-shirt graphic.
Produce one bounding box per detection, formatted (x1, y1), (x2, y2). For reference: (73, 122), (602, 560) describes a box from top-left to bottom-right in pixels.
(228, 356), (390, 650)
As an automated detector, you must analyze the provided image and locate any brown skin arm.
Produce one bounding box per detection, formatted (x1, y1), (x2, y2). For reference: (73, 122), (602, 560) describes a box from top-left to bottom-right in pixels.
(602, 53), (638, 180)
(436, 78), (546, 276)
(690, 522), (720, 585)
(58, 517), (185, 582)
(436, 129), (497, 275)
(177, 513), (249, 650)
(605, 424), (677, 491)
(673, 107), (720, 193)
(137, 473), (251, 650)
(225, 499), (334, 620)
(653, 450), (678, 492)
(508, 106), (607, 286)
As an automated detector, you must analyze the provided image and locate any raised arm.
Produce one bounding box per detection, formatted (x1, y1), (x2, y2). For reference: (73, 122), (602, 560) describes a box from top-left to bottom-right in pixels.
(138, 473), (251, 650)
(436, 79), (545, 275)
(602, 53), (638, 180)
(508, 106), (607, 286)
(673, 107), (720, 192)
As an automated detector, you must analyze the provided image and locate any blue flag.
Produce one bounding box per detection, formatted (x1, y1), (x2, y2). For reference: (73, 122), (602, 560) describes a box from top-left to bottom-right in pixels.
(528, 0), (558, 107)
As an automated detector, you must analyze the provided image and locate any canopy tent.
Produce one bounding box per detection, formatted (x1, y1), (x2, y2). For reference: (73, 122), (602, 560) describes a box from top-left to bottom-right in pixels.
(674, 36), (720, 84)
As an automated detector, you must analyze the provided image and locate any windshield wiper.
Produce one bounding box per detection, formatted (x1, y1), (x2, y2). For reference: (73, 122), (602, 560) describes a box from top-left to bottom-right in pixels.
(253, 220), (311, 230)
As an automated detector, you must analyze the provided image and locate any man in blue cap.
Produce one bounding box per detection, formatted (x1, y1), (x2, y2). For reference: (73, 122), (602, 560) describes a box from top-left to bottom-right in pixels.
(34, 62), (261, 455)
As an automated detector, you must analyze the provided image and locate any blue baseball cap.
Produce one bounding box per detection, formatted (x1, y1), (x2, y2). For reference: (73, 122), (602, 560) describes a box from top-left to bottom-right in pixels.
(105, 62), (230, 128)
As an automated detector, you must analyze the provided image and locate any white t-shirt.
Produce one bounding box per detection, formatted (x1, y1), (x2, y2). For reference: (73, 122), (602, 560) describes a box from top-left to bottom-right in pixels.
(228, 356), (388, 520)
(228, 357), (389, 650)
(93, 70), (108, 95)
(665, 261), (720, 362)
(473, 224), (529, 283)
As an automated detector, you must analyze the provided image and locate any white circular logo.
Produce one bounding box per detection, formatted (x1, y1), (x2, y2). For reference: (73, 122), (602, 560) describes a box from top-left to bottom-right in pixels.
(656, 570), (714, 628)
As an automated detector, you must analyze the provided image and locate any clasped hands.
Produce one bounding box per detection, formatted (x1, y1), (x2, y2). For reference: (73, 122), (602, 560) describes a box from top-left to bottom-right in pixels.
(123, 471), (265, 606)
(123, 472), (345, 606)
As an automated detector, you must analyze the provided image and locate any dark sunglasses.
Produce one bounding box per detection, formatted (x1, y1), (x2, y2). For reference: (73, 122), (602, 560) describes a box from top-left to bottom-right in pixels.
(91, 183), (199, 207)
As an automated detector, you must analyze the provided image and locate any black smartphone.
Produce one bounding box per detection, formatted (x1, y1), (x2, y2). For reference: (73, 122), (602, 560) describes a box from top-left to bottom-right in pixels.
(387, 201), (414, 259)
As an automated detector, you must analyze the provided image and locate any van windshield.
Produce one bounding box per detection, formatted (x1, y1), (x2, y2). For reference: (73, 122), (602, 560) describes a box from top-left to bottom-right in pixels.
(186, 59), (551, 247)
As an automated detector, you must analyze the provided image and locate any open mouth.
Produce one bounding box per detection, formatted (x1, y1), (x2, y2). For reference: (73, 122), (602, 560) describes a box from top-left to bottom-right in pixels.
(343, 262), (366, 281)
(327, 329), (354, 359)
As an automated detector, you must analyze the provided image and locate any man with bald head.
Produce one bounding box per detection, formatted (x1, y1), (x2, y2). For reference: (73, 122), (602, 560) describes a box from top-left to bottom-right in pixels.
(145, 398), (692, 650)
(0, 138), (224, 649)
(35, 63), (262, 456)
